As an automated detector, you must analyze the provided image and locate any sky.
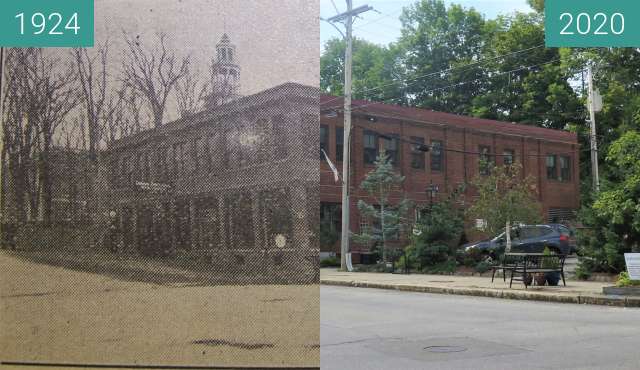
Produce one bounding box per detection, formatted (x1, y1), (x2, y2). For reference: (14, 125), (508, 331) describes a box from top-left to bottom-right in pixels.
(321, 0), (533, 49)
(94, 0), (319, 97)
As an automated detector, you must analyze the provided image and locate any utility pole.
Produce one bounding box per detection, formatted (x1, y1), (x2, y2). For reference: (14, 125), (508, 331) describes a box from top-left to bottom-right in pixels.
(327, 1), (374, 271)
(587, 64), (600, 193)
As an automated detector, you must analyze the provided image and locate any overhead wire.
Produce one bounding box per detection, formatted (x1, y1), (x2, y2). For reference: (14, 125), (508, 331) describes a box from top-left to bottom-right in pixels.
(321, 43), (547, 107)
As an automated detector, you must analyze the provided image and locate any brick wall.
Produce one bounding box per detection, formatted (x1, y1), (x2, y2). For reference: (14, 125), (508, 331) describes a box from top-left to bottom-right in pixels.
(320, 96), (580, 256)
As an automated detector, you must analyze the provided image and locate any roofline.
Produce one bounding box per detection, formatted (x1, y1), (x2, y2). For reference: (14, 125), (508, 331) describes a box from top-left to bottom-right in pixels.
(321, 95), (578, 145)
(109, 82), (319, 151)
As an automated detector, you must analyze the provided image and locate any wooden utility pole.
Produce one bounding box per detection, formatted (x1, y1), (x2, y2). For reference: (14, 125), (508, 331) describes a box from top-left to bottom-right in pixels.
(587, 64), (600, 193)
(327, 1), (374, 271)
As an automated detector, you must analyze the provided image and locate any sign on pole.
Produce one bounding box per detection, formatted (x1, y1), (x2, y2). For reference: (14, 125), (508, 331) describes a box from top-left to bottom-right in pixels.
(624, 253), (640, 280)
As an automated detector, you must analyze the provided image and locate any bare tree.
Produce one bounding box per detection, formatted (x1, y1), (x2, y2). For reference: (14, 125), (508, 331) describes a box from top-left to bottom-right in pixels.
(122, 32), (190, 128)
(2, 48), (77, 224)
(175, 66), (207, 118)
(2, 48), (39, 223)
(73, 42), (110, 161)
(32, 51), (78, 225)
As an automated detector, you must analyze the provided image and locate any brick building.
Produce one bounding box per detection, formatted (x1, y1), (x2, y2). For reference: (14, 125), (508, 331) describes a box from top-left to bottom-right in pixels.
(100, 82), (319, 280)
(320, 96), (580, 261)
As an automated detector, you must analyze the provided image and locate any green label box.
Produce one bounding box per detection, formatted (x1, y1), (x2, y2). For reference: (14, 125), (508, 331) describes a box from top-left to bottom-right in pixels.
(0, 0), (94, 47)
(545, 0), (640, 47)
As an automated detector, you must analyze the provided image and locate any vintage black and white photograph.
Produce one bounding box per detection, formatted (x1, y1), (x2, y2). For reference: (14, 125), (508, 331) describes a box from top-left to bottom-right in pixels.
(0, 0), (320, 368)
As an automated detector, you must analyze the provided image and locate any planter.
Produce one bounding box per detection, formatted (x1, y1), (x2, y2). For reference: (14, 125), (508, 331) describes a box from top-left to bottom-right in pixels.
(534, 273), (547, 286)
(545, 271), (561, 286)
(602, 286), (640, 296)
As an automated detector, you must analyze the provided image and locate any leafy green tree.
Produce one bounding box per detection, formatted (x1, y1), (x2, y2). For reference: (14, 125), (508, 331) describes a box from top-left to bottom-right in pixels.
(578, 131), (640, 273)
(320, 37), (405, 103)
(352, 151), (411, 263)
(466, 162), (542, 251)
(526, 0), (544, 13)
(471, 12), (582, 130)
(398, 0), (489, 114)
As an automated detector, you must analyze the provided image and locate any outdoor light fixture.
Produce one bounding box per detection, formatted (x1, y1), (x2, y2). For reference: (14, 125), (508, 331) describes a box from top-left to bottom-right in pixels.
(416, 144), (430, 152)
(324, 110), (338, 118)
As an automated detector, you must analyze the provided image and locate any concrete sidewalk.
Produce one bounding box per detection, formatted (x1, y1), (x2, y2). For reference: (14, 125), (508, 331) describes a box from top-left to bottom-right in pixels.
(320, 268), (640, 307)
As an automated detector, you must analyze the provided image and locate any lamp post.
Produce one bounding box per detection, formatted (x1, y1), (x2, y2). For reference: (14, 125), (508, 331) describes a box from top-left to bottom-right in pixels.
(427, 180), (439, 213)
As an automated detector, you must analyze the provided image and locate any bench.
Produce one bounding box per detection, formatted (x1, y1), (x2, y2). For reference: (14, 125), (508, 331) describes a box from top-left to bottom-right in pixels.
(492, 253), (567, 289)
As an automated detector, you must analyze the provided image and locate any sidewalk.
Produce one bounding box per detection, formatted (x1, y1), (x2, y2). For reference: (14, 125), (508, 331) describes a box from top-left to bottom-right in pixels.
(320, 268), (640, 308)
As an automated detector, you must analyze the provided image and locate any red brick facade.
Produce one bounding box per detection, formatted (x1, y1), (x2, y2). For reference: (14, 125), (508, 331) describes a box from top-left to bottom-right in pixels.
(320, 96), (580, 260)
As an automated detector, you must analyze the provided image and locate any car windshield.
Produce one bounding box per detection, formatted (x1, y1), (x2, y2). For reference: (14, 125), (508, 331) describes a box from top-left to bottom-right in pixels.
(492, 232), (505, 242)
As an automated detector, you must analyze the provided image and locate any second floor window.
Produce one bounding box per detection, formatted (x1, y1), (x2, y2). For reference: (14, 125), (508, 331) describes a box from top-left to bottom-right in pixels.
(479, 145), (492, 175)
(193, 138), (202, 171)
(503, 149), (515, 166)
(320, 125), (328, 159)
(363, 131), (378, 165)
(431, 140), (443, 171)
(383, 135), (399, 166)
(156, 147), (168, 182)
(335, 126), (344, 162)
(173, 142), (185, 175)
(142, 153), (150, 182)
(546, 154), (557, 180)
(411, 137), (425, 170)
(559, 155), (571, 182)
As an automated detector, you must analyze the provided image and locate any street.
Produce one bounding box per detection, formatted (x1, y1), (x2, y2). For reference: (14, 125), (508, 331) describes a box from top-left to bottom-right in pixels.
(321, 285), (640, 370)
(0, 251), (319, 368)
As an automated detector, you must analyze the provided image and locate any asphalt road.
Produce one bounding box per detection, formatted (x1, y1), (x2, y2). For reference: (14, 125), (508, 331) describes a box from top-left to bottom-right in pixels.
(0, 251), (319, 368)
(321, 286), (640, 370)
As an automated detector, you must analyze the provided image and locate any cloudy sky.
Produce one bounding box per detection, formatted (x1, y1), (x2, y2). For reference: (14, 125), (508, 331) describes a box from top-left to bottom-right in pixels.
(321, 0), (533, 49)
(93, 0), (318, 121)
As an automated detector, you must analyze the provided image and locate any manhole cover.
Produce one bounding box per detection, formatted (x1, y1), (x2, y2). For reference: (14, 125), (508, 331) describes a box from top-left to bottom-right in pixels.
(424, 345), (467, 353)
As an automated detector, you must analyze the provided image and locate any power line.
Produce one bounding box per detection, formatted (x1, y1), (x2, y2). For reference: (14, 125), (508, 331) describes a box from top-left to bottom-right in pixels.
(321, 43), (546, 107)
(330, 0), (340, 14)
(324, 58), (565, 112)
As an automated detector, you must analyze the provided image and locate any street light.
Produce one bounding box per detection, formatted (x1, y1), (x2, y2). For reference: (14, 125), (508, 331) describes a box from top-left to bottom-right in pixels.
(426, 180), (439, 212)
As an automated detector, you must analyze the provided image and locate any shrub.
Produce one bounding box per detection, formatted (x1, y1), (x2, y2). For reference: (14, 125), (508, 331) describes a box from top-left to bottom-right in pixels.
(355, 263), (392, 273)
(420, 260), (456, 274)
(475, 260), (492, 274)
(616, 271), (640, 287)
(320, 256), (340, 267)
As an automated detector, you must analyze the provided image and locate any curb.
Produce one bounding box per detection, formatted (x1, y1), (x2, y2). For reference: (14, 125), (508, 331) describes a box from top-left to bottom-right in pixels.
(320, 279), (640, 308)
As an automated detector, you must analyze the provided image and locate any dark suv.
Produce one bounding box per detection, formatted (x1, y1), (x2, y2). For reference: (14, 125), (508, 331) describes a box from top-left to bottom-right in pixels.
(463, 224), (576, 257)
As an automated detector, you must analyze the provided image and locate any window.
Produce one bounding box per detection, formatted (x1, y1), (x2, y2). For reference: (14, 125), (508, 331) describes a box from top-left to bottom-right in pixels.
(142, 153), (150, 182)
(320, 202), (342, 236)
(320, 125), (329, 159)
(479, 146), (492, 175)
(173, 142), (185, 175)
(559, 155), (571, 182)
(335, 126), (344, 162)
(546, 154), (557, 180)
(121, 156), (130, 186)
(156, 147), (168, 182)
(503, 149), (515, 166)
(363, 130), (378, 165)
(411, 137), (426, 170)
(431, 140), (443, 171)
(193, 138), (202, 172)
(135, 153), (142, 181)
(383, 135), (399, 166)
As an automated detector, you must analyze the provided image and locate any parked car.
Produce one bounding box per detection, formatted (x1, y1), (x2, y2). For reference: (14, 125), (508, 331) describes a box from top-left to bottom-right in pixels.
(463, 224), (576, 257)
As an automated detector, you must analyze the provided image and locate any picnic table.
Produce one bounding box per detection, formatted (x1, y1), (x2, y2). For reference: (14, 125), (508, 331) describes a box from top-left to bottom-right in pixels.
(491, 252), (567, 289)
